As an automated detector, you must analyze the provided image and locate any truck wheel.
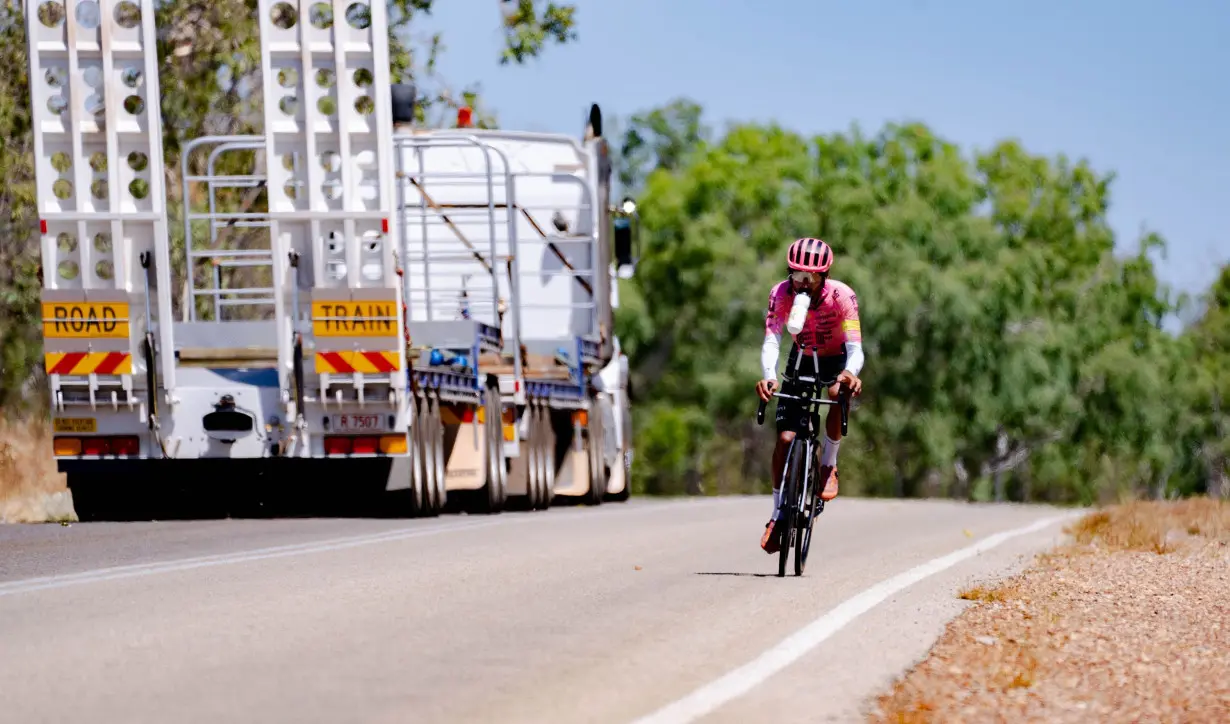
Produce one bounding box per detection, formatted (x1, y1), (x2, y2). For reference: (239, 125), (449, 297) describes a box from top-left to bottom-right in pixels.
(419, 393), (445, 515)
(585, 404), (606, 506)
(479, 385), (506, 514)
(538, 403), (557, 509)
(492, 387), (508, 510)
(429, 394), (448, 511)
(523, 404), (540, 509)
(412, 398), (432, 515)
(393, 398), (427, 517)
(414, 394), (440, 517)
(496, 402), (509, 501)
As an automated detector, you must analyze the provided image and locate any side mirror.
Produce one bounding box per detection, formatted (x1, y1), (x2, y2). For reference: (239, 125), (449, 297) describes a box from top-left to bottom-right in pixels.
(586, 103), (603, 140)
(390, 83), (417, 125)
(612, 197), (639, 278)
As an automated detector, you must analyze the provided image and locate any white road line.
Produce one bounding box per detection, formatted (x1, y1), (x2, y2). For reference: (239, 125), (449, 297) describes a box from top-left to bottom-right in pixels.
(0, 520), (494, 597)
(0, 496), (745, 597)
(630, 512), (1081, 724)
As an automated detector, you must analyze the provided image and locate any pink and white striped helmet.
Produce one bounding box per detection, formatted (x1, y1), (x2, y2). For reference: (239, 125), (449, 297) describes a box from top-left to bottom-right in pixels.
(786, 237), (833, 273)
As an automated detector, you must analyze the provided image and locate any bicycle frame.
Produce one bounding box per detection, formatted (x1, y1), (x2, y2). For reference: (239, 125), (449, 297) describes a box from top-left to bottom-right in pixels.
(755, 347), (851, 576)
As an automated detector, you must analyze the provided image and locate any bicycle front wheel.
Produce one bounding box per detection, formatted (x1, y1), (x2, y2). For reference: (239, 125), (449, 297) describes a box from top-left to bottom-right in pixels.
(778, 438), (806, 577)
(794, 444), (820, 576)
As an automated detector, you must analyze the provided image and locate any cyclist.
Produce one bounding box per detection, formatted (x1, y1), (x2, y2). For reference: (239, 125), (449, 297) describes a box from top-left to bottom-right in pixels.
(756, 237), (864, 554)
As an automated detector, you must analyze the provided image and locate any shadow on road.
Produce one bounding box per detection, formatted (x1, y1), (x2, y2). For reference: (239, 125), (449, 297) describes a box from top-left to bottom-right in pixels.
(694, 571), (780, 578)
(62, 459), (615, 522)
(66, 483), (524, 522)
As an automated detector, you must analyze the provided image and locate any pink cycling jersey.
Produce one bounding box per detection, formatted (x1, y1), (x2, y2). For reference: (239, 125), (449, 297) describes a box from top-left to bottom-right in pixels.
(764, 278), (862, 356)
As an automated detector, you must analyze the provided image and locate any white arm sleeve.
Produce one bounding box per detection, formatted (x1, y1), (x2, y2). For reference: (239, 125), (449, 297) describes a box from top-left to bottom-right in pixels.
(761, 330), (781, 381)
(843, 340), (865, 376)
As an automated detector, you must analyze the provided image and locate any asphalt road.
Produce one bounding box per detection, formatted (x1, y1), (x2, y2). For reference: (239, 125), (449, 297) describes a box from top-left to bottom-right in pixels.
(0, 497), (1077, 723)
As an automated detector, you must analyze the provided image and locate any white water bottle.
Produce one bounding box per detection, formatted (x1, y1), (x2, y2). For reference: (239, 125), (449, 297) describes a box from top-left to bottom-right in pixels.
(786, 292), (810, 335)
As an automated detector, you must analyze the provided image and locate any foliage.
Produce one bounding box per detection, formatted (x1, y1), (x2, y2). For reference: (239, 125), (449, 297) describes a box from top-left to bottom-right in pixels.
(613, 102), (1229, 503)
(0, 3), (41, 415)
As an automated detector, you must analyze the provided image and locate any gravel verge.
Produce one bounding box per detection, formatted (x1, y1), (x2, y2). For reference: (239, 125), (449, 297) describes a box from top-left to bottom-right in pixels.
(867, 497), (1230, 723)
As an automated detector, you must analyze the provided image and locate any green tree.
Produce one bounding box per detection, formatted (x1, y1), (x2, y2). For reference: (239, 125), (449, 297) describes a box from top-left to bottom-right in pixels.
(614, 97), (709, 193)
(614, 100), (1218, 503)
(1183, 264), (1230, 497)
(0, 3), (40, 414)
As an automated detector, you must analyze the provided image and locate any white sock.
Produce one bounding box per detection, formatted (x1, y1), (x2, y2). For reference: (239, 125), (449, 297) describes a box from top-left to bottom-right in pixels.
(821, 436), (840, 467)
(771, 487), (782, 520)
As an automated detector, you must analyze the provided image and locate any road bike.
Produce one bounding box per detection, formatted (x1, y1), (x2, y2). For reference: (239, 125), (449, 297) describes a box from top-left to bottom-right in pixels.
(756, 359), (851, 577)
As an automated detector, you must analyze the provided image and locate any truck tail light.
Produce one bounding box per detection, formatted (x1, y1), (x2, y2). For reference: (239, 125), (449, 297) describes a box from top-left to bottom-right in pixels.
(53, 437), (82, 456)
(109, 436), (140, 455)
(323, 436), (352, 455)
(54, 435), (140, 457)
(379, 435), (407, 454)
(351, 436), (378, 455)
(325, 436), (400, 455)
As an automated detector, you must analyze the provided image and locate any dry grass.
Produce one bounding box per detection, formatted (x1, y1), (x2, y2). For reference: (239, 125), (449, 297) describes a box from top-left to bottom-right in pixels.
(869, 497), (1230, 723)
(956, 583), (1016, 603)
(0, 418), (72, 523)
(1066, 497), (1230, 553)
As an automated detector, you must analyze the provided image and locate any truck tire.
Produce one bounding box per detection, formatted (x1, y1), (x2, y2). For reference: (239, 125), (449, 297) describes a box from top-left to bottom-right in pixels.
(429, 394), (447, 511)
(494, 392), (509, 501)
(389, 398), (428, 518)
(585, 404), (606, 506)
(418, 393), (446, 516)
(538, 402), (556, 509)
(477, 385), (507, 514)
(412, 397), (433, 516)
(523, 404), (541, 509)
(413, 394), (441, 517)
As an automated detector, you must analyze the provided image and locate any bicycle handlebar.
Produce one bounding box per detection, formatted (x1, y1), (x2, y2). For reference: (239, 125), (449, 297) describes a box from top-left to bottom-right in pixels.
(756, 385), (850, 436)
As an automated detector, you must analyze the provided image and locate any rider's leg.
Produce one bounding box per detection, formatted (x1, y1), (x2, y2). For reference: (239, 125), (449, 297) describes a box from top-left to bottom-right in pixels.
(819, 382), (843, 500)
(824, 381), (842, 446)
(770, 430), (795, 518)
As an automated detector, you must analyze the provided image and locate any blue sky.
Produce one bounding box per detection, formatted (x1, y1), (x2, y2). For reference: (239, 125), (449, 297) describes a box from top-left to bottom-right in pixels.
(422, 0), (1229, 322)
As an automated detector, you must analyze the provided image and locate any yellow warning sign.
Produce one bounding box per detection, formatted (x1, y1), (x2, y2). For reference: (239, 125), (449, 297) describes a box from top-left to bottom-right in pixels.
(311, 301), (398, 337)
(53, 417), (97, 433)
(41, 302), (130, 339)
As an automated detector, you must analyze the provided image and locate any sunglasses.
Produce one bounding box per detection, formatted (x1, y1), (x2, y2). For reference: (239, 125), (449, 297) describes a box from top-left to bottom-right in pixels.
(789, 270), (822, 285)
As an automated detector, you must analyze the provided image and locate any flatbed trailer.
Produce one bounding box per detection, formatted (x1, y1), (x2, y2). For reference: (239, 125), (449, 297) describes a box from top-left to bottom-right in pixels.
(24, 0), (637, 518)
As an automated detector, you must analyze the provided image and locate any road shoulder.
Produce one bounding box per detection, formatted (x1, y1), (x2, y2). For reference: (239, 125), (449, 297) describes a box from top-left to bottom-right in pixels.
(866, 497), (1230, 723)
(704, 515), (1072, 724)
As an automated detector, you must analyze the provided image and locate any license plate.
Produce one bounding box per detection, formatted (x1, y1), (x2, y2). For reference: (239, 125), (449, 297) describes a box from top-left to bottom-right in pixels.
(329, 413), (389, 433)
(53, 417), (97, 433)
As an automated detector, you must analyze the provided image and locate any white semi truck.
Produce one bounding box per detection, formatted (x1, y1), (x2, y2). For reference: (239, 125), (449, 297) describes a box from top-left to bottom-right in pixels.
(25, 0), (637, 519)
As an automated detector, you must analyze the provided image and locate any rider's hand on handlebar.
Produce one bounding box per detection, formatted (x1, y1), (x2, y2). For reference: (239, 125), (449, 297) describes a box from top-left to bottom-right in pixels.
(756, 379), (778, 402)
(837, 370), (862, 397)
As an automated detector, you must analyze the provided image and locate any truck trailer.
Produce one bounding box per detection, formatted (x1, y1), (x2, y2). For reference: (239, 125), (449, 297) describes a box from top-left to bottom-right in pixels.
(25, 0), (638, 519)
